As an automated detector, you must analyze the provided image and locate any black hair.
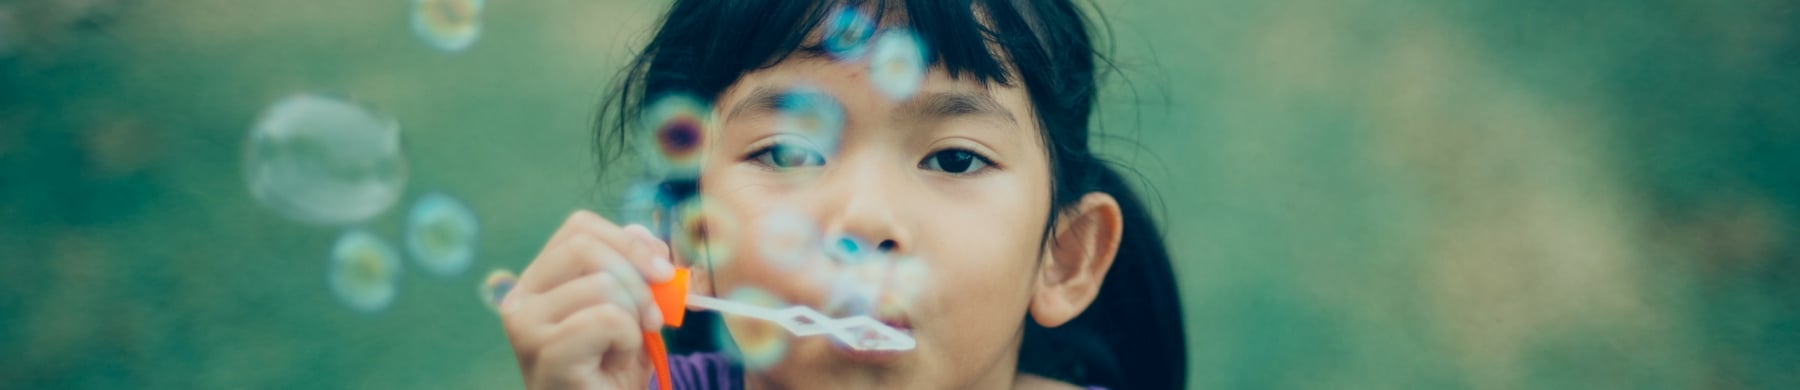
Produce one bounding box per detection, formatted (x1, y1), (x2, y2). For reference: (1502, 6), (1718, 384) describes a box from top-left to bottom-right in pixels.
(594, 1), (1186, 388)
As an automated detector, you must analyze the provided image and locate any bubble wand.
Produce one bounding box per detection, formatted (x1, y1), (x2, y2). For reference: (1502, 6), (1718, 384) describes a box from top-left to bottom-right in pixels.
(643, 267), (917, 389)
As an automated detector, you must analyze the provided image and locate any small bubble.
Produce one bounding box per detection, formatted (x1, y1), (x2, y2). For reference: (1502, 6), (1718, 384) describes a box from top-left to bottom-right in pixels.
(639, 95), (714, 180)
(824, 234), (873, 264)
(773, 87), (847, 159)
(479, 269), (517, 311)
(329, 230), (403, 313)
(245, 94), (407, 225)
(618, 181), (673, 229)
(405, 192), (478, 276)
(821, 6), (877, 60)
(411, 0), (485, 52)
(869, 29), (927, 101)
(672, 197), (738, 269)
(756, 210), (820, 270)
(717, 287), (791, 371)
(824, 271), (880, 317)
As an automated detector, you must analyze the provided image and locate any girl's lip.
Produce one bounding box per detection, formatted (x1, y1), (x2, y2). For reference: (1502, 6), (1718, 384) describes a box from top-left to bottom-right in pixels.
(831, 324), (913, 363)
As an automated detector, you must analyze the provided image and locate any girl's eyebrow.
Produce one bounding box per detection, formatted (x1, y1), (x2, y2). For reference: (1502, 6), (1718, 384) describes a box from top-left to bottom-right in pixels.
(723, 85), (792, 123)
(899, 91), (1019, 127)
(725, 86), (1018, 130)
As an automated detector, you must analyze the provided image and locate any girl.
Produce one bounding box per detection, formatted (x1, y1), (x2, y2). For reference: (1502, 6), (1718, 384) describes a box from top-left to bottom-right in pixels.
(499, 0), (1186, 388)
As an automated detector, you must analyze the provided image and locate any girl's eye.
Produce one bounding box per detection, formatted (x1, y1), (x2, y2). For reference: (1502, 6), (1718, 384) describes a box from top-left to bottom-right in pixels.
(748, 142), (826, 169)
(919, 148), (993, 175)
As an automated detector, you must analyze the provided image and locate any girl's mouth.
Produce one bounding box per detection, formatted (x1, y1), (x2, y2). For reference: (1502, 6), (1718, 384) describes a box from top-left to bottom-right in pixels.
(832, 318), (913, 363)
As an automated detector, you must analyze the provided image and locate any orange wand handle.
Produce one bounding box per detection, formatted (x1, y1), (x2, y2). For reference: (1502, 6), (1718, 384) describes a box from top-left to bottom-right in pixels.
(645, 268), (691, 390)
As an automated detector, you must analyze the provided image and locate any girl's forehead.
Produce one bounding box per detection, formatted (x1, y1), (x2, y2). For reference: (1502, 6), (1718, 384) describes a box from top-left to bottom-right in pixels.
(715, 56), (1033, 127)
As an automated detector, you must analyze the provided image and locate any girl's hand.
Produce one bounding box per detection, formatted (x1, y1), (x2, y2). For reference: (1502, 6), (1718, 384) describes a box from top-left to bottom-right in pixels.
(500, 210), (676, 389)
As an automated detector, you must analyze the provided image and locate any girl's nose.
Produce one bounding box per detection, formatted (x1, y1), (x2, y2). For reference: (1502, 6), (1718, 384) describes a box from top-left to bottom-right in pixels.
(817, 159), (910, 257)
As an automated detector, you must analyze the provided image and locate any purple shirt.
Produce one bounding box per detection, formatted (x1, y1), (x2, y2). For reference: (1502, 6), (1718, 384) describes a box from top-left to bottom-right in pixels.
(651, 353), (1106, 390)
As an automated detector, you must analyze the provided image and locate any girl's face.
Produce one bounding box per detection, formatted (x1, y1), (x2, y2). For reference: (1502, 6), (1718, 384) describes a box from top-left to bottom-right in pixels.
(692, 52), (1052, 388)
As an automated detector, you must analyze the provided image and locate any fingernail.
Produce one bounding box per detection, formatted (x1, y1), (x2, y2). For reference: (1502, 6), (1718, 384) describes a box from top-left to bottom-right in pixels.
(651, 257), (675, 280)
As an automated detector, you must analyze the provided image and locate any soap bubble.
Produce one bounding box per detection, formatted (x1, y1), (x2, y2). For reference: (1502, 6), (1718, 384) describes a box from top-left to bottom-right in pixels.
(411, 0), (484, 52)
(405, 192), (478, 276)
(824, 268), (881, 317)
(755, 210), (820, 270)
(717, 287), (791, 371)
(819, 253), (933, 318)
(618, 181), (674, 229)
(876, 256), (931, 317)
(245, 94), (407, 225)
(672, 197), (739, 269)
(823, 233), (874, 264)
(774, 88), (847, 159)
(639, 94), (713, 180)
(329, 229), (403, 313)
(869, 29), (927, 101)
(821, 6), (877, 60)
(479, 269), (517, 311)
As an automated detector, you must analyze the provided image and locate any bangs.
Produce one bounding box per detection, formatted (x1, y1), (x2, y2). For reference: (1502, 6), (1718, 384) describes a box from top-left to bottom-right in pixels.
(635, 0), (1050, 102)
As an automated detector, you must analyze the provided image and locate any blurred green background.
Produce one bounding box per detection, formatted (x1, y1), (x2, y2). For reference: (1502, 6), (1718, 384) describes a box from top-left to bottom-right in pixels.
(2, 0), (1796, 388)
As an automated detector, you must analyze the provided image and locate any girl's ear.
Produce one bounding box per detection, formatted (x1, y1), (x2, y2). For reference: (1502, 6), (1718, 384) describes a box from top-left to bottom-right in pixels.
(1030, 192), (1124, 328)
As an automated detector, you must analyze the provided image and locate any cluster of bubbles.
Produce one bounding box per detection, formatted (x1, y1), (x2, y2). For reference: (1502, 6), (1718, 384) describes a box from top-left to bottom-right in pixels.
(245, 94), (482, 313)
(817, 6), (928, 102)
(411, 0), (486, 52)
(608, 4), (938, 369)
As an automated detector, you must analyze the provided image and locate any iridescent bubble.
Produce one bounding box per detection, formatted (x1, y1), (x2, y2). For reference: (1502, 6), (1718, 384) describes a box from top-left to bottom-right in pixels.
(821, 6), (877, 60)
(876, 256), (931, 318)
(774, 88), (847, 158)
(824, 268), (881, 317)
(329, 229), (403, 313)
(869, 29), (928, 101)
(639, 95), (713, 180)
(405, 192), (478, 276)
(411, 0), (484, 52)
(823, 234), (874, 264)
(755, 210), (820, 270)
(716, 287), (791, 371)
(617, 181), (674, 229)
(672, 197), (739, 269)
(245, 94), (407, 225)
(479, 269), (517, 311)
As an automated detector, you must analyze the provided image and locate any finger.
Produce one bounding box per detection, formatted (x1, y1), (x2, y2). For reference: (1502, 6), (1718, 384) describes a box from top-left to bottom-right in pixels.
(528, 271), (640, 326)
(541, 305), (644, 371)
(622, 224), (676, 282)
(544, 211), (673, 282)
(515, 234), (612, 295)
(543, 210), (613, 250)
(602, 255), (664, 331)
(551, 211), (662, 271)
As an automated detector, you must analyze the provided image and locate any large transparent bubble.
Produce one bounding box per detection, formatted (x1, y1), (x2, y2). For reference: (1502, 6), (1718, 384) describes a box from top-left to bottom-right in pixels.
(329, 229), (403, 313)
(245, 94), (407, 225)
